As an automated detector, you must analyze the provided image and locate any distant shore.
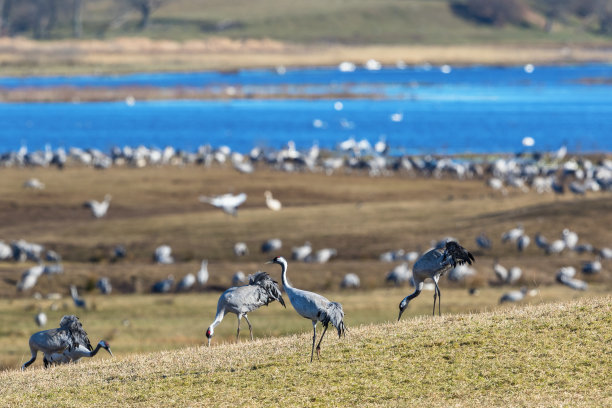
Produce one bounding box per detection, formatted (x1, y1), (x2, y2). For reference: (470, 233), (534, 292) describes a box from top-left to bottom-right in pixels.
(1, 37), (612, 77)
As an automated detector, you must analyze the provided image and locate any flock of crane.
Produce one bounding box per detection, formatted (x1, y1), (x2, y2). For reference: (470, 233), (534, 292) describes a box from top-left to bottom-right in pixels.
(22, 240), (475, 370)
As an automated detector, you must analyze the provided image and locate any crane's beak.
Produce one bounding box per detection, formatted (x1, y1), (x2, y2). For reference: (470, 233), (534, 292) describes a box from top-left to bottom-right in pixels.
(265, 260), (273, 264)
(207, 337), (211, 347)
(398, 307), (405, 322)
(106, 347), (113, 357)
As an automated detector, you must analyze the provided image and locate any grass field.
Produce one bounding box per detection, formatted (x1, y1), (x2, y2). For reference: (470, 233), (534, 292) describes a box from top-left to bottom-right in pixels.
(1, 296), (610, 406)
(0, 164), (610, 372)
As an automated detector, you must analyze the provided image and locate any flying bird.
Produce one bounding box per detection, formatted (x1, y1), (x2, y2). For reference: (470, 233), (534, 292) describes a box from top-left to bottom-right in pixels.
(199, 193), (247, 216)
(22, 315), (112, 370)
(267, 256), (346, 362)
(206, 272), (285, 346)
(398, 241), (474, 319)
(83, 194), (112, 218)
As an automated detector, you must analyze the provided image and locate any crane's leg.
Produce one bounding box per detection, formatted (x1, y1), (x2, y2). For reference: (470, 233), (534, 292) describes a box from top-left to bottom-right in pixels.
(236, 314), (242, 341)
(433, 277), (442, 316)
(315, 324), (329, 360)
(432, 288), (437, 316)
(21, 350), (37, 371)
(310, 321), (317, 363)
(244, 314), (254, 341)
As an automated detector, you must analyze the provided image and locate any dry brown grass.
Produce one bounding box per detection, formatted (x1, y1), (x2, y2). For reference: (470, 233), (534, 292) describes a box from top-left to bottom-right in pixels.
(1, 37), (612, 77)
(1, 296), (610, 407)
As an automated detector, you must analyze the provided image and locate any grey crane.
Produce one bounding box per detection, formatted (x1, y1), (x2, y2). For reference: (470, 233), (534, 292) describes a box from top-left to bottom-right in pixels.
(152, 275), (174, 293)
(234, 242), (249, 257)
(517, 235), (530, 252)
(70, 285), (86, 309)
(582, 258), (602, 274)
(22, 315), (111, 370)
(199, 192), (247, 216)
(502, 224), (524, 243)
(35, 311), (47, 327)
(291, 242), (312, 261)
(475, 233), (492, 250)
(398, 241), (474, 320)
(45, 340), (113, 366)
(177, 273), (196, 291)
(535, 233), (549, 250)
(261, 238), (282, 253)
(385, 263), (412, 286)
(154, 245), (174, 264)
(206, 271), (285, 346)
(96, 277), (112, 295)
(83, 194), (111, 218)
(267, 256), (346, 362)
(499, 287), (528, 303)
(340, 273), (360, 289)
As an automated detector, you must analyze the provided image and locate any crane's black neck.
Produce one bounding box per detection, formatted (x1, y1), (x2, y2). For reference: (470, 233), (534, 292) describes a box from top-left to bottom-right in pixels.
(89, 343), (103, 357)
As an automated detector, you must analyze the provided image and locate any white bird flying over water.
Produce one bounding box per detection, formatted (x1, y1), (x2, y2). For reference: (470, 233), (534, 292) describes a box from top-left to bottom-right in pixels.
(199, 192), (247, 216)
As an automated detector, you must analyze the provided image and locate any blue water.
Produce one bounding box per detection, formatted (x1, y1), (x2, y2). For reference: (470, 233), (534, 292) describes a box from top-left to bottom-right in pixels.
(1, 64), (611, 154)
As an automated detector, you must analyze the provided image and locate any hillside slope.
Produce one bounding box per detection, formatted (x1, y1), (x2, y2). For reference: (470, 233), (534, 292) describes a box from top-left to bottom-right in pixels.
(2, 296), (610, 407)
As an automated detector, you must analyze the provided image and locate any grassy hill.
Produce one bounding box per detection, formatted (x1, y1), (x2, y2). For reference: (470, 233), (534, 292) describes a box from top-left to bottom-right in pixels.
(13, 0), (612, 45)
(1, 296), (609, 406)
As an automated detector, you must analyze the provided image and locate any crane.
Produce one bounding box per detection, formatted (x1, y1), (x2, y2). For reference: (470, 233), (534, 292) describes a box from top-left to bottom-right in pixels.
(206, 272), (285, 346)
(83, 194), (111, 218)
(70, 285), (86, 309)
(45, 340), (113, 366)
(267, 256), (347, 362)
(398, 241), (474, 320)
(199, 192), (247, 216)
(22, 315), (111, 370)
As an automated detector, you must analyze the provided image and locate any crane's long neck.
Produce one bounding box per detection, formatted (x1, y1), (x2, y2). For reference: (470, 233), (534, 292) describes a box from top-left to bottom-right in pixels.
(279, 259), (293, 290)
(209, 308), (225, 331)
(89, 343), (103, 357)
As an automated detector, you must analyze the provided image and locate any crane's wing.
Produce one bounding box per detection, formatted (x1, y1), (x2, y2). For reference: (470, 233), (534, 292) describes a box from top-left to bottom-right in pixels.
(249, 271), (286, 307)
(443, 241), (475, 268)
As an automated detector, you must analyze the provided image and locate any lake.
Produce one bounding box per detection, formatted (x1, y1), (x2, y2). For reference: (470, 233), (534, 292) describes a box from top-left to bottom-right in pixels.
(1, 64), (611, 154)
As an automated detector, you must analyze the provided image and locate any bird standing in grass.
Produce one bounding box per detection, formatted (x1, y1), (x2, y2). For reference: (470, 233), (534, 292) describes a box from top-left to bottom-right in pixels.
(398, 241), (474, 320)
(267, 256), (347, 362)
(206, 272), (285, 346)
(83, 194), (111, 218)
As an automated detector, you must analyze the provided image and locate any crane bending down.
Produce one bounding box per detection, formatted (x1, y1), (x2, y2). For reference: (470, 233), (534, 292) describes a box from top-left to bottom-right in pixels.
(206, 272), (285, 346)
(267, 256), (347, 362)
(22, 315), (112, 370)
(398, 241), (474, 320)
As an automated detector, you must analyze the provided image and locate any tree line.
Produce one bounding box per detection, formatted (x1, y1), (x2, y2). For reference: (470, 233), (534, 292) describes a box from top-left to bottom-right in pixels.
(0, 0), (166, 39)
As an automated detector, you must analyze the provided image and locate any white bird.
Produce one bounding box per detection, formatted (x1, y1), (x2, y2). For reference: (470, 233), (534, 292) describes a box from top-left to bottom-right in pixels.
(562, 229), (579, 249)
(499, 287), (528, 303)
(232, 271), (246, 287)
(23, 178), (45, 190)
(197, 260), (209, 286)
(261, 238), (282, 253)
(177, 273), (196, 291)
(307, 248), (337, 263)
(340, 273), (360, 289)
(17, 264), (45, 291)
(35, 311), (47, 327)
(0, 240), (11, 260)
(556, 267), (587, 290)
(546, 239), (566, 255)
(22, 315), (112, 370)
(493, 259), (508, 282)
(83, 194), (111, 218)
(152, 275), (174, 293)
(199, 192), (247, 216)
(70, 285), (86, 309)
(398, 241), (474, 319)
(264, 191), (282, 211)
(154, 245), (174, 264)
(507, 267), (522, 284)
(234, 242), (249, 257)
(268, 256), (346, 362)
(206, 272), (285, 346)
(502, 225), (524, 243)
(292, 242), (312, 261)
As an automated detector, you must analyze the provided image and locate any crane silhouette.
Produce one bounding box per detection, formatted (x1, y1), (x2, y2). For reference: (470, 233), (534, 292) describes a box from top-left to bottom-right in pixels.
(206, 272), (285, 346)
(83, 194), (111, 218)
(22, 315), (112, 370)
(267, 256), (347, 362)
(398, 241), (474, 320)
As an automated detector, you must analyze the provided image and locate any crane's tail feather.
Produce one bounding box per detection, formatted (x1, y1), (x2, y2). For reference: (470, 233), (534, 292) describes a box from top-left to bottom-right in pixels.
(59, 315), (92, 351)
(444, 241), (475, 268)
(321, 302), (347, 338)
(249, 271), (286, 307)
